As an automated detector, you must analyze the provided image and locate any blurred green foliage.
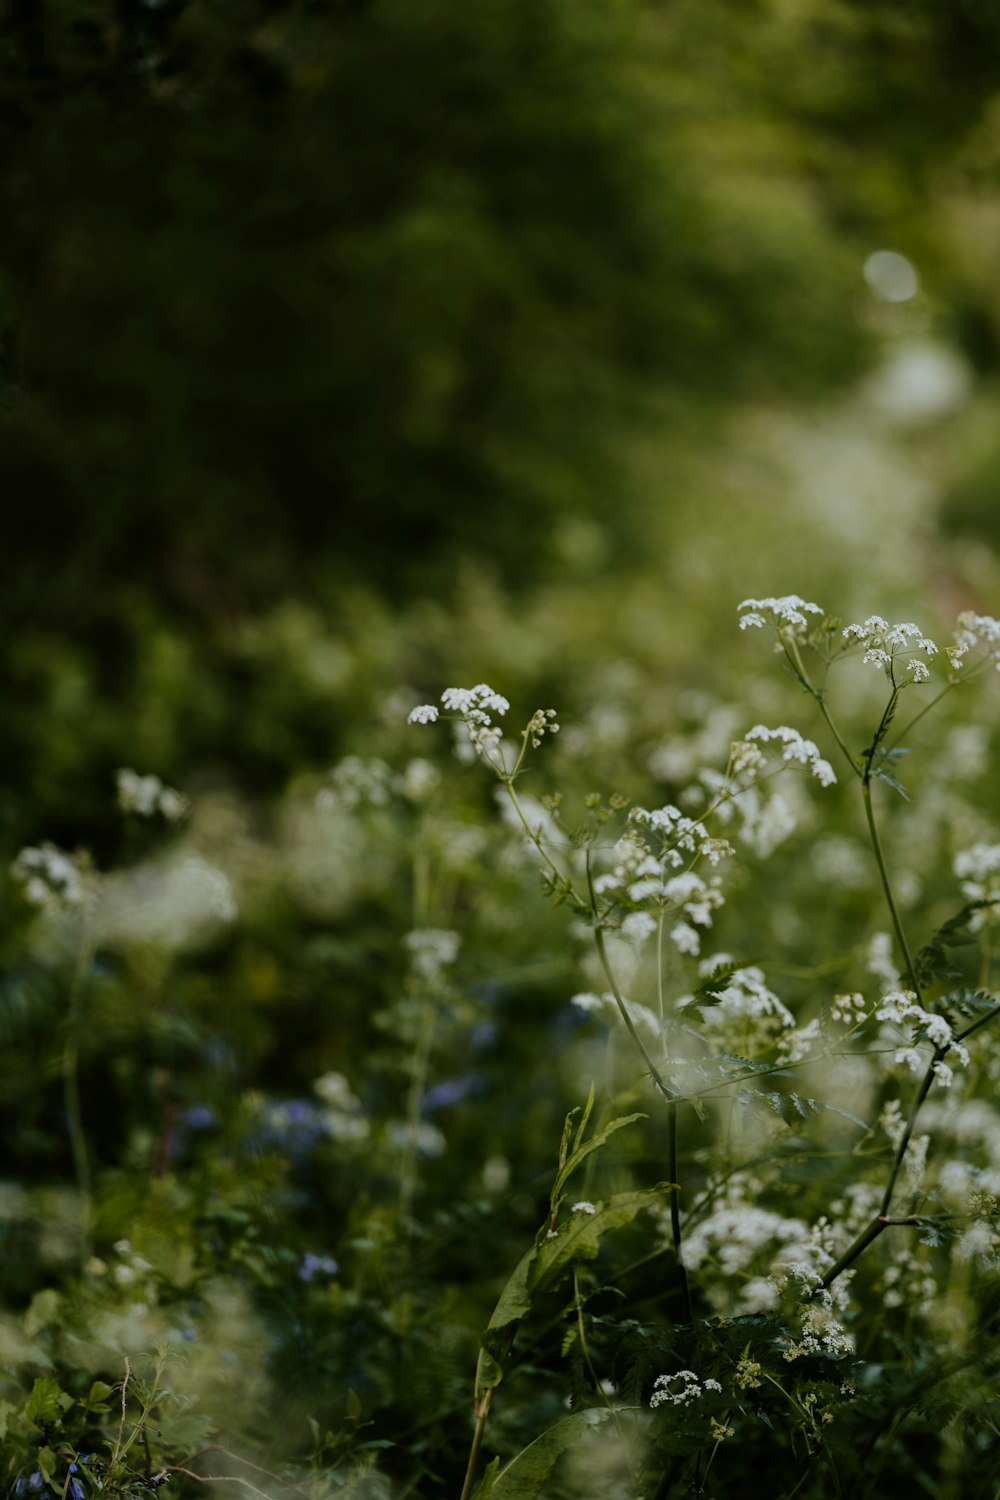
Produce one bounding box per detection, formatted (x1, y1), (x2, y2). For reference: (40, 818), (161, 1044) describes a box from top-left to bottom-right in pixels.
(3, 0), (1000, 845)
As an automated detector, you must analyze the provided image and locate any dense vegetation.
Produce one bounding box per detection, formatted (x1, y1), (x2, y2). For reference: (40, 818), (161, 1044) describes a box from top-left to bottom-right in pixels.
(3, 2), (1000, 1496)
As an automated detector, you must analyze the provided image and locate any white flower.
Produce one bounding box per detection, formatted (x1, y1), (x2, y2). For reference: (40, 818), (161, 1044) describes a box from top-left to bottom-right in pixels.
(405, 928), (460, 981)
(738, 596), (825, 637)
(117, 769), (189, 822)
(650, 1370), (715, 1408)
(407, 704), (439, 725)
(11, 843), (86, 910)
(739, 725), (836, 786)
(894, 1046), (924, 1076)
(572, 1201), (597, 1215)
(320, 756), (394, 811)
(842, 617), (938, 679)
(949, 612), (1000, 672)
(440, 684), (510, 721)
(621, 911), (657, 949)
(671, 921), (701, 956)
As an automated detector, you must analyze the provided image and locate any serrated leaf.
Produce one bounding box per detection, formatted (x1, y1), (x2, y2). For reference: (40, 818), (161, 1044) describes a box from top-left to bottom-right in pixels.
(25, 1378), (72, 1427)
(551, 1112), (646, 1204)
(939, 988), (999, 1022)
(489, 1407), (640, 1498)
(870, 765), (911, 801)
(717, 1053), (789, 1079)
(915, 902), (989, 987)
(737, 1088), (866, 1132)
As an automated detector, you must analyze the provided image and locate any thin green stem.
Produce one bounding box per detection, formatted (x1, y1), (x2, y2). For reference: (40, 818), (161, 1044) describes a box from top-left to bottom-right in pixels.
(667, 1101), (693, 1324)
(784, 640), (860, 776)
(591, 926), (676, 1108)
(65, 919), (94, 1266)
(861, 774), (921, 998)
(885, 680), (956, 754)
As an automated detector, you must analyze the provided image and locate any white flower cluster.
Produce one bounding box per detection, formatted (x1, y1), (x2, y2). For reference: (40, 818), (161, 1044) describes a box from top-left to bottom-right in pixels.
(954, 842), (1000, 929)
(876, 989), (970, 1087)
(783, 1302), (854, 1363)
(405, 928), (461, 982)
(318, 756), (395, 811)
(571, 990), (662, 1037)
(313, 1070), (370, 1144)
(650, 1370), (722, 1409)
(592, 824), (727, 957)
(734, 725), (836, 787)
(318, 755), (441, 813)
(11, 843), (86, 911)
(842, 616), (938, 682)
(948, 611), (1000, 672)
(629, 804), (733, 867)
(684, 1205), (814, 1280)
(116, 768), (189, 822)
(694, 959), (795, 1032)
(738, 595), (825, 638)
(408, 683), (513, 765)
(830, 991), (868, 1026)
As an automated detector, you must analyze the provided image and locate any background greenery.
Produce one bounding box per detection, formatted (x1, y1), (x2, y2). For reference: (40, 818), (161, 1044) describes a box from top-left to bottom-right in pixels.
(3, 1), (1000, 1495)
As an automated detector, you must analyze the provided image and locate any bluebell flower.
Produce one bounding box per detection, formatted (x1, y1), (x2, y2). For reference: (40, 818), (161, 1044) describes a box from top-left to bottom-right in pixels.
(422, 1073), (484, 1111)
(299, 1252), (339, 1283)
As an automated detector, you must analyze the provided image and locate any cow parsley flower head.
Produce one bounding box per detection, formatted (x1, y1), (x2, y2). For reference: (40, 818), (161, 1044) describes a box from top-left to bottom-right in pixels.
(738, 596), (825, 638)
(737, 725), (836, 787)
(954, 842), (1000, 929)
(117, 769), (189, 822)
(650, 1371), (722, 1408)
(11, 844), (88, 911)
(842, 617), (938, 681)
(948, 612), (1000, 672)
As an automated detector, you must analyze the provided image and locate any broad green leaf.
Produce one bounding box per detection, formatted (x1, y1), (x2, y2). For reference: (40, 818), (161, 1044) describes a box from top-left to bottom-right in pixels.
(475, 1187), (669, 1402)
(551, 1113), (646, 1204)
(489, 1407), (641, 1498)
(23, 1289), (61, 1339)
(532, 1188), (670, 1297)
(471, 1456), (500, 1500)
(476, 1244), (538, 1400)
(25, 1377), (72, 1427)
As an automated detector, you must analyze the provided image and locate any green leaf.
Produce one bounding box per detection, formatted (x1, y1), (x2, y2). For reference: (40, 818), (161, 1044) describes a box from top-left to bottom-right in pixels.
(737, 1088), (866, 1132)
(25, 1377), (73, 1427)
(475, 1188), (669, 1402)
(471, 1456), (500, 1500)
(533, 1188), (670, 1298)
(914, 902), (989, 988)
(23, 1289), (61, 1339)
(476, 1244), (538, 1401)
(551, 1112), (646, 1204)
(80, 1378), (114, 1414)
(870, 765), (911, 801)
(489, 1408), (640, 1498)
(573, 1082), (597, 1156)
